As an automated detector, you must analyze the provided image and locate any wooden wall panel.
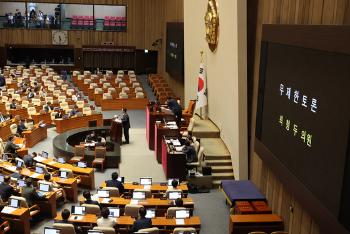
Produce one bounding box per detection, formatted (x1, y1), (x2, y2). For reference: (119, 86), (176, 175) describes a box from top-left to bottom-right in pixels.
(249, 0), (350, 233)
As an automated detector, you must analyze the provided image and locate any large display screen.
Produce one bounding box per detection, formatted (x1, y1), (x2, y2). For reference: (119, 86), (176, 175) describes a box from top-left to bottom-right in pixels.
(166, 22), (184, 81)
(256, 40), (350, 232)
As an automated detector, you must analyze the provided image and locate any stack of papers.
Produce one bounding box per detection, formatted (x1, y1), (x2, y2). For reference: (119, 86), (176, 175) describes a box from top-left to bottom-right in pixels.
(34, 156), (45, 162)
(144, 185), (151, 190)
(48, 161), (57, 165)
(175, 219), (185, 225)
(1, 206), (16, 214)
(170, 139), (181, 146)
(175, 146), (184, 152)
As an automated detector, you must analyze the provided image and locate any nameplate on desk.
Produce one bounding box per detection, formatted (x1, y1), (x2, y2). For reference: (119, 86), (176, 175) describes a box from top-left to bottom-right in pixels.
(175, 219), (185, 225)
(130, 199), (139, 205)
(1, 206), (17, 214)
(4, 165), (17, 171)
(34, 156), (45, 162)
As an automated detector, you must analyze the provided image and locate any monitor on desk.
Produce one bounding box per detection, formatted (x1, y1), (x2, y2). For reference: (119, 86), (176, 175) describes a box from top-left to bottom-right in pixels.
(17, 179), (25, 187)
(175, 209), (190, 219)
(145, 208), (156, 218)
(39, 183), (50, 192)
(35, 166), (44, 174)
(97, 189), (110, 198)
(41, 151), (49, 158)
(108, 207), (120, 217)
(1, 154), (8, 161)
(59, 171), (68, 179)
(77, 161), (87, 168)
(168, 191), (182, 200)
(117, 177), (125, 183)
(57, 157), (65, 164)
(9, 198), (20, 208)
(168, 178), (180, 186)
(140, 177), (152, 185)
(44, 227), (61, 234)
(71, 206), (86, 215)
(16, 160), (24, 168)
(132, 191), (146, 200)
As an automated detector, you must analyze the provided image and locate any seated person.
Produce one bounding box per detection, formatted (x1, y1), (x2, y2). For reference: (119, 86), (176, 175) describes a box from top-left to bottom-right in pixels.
(41, 173), (67, 202)
(9, 99), (17, 109)
(23, 152), (36, 167)
(96, 135), (106, 146)
(0, 176), (16, 202)
(182, 140), (198, 163)
(55, 209), (82, 233)
(17, 119), (27, 136)
(10, 166), (23, 179)
(174, 198), (184, 207)
(82, 190), (100, 207)
(0, 112), (8, 123)
(130, 207), (152, 233)
(32, 82), (40, 92)
(167, 179), (180, 192)
(4, 136), (20, 156)
(69, 105), (79, 117)
(105, 172), (124, 194)
(27, 89), (35, 99)
(166, 97), (182, 126)
(55, 109), (64, 119)
(0, 74), (5, 87)
(39, 88), (47, 98)
(22, 178), (45, 206)
(97, 207), (116, 228)
(85, 131), (98, 143)
(43, 102), (54, 113)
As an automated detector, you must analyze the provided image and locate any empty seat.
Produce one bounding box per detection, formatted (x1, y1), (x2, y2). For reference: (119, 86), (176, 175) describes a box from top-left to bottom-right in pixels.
(119, 92), (128, 99)
(103, 93), (112, 100)
(136, 92), (144, 98)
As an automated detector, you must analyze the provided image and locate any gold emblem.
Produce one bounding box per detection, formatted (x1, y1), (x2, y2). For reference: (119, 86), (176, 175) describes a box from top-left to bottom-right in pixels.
(204, 0), (219, 52)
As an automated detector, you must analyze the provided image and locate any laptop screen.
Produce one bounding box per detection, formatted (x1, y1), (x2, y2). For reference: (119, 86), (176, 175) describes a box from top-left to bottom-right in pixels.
(140, 177), (152, 185)
(0, 174), (4, 183)
(145, 209), (156, 218)
(168, 178), (180, 186)
(41, 151), (49, 158)
(9, 198), (20, 208)
(71, 206), (86, 215)
(117, 177), (124, 183)
(58, 157), (65, 163)
(39, 183), (50, 192)
(97, 189), (110, 198)
(44, 227), (61, 234)
(17, 179), (25, 187)
(2, 154), (8, 161)
(77, 161), (87, 168)
(59, 171), (68, 178)
(132, 191), (146, 200)
(168, 191), (182, 200)
(175, 209), (190, 219)
(108, 207), (120, 217)
(35, 166), (44, 174)
(16, 160), (23, 168)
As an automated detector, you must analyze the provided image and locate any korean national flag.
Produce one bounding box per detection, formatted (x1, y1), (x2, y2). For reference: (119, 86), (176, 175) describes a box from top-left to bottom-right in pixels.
(196, 63), (208, 109)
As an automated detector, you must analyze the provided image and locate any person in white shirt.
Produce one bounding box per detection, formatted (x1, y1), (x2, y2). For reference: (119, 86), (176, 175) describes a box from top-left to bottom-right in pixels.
(97, 207), (116, 228)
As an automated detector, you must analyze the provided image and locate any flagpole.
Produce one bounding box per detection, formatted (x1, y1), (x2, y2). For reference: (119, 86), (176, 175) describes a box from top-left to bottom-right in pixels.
(200, 51), (204, 119)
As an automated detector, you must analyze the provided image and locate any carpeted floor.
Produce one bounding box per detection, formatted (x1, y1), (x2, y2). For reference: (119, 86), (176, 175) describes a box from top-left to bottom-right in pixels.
(28, 75), (229, 234)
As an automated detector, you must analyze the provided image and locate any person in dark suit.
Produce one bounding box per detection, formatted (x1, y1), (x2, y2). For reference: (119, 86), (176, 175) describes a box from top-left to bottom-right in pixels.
(0, 75), (5, 87)
(166, 97), (182, 127)
(4, 136), (20, 155)
(55, 109), (64, 119)
(43, 102), (54, 113)
(0, 176), (15, 202)
(130, 207), (152, 233)
(23, 152), (36, 167)
(182, 140), (198, 163)
(17, 119), (27, 136)
(82, 191), (100, 207)
(27, 89), (35, 99)
(0, 112), (7, 123)
(121, 108), (130, 144)
(9, 99), (17, 109)
(55, 209), (82, 233)
(85, 131), (98, 143)
(69, 105), (79, 117)
(105, 172), (124, 194)
(22, 178), (45, 206)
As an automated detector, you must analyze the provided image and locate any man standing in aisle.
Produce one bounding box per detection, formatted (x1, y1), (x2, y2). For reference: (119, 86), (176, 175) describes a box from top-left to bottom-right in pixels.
(121, 108), (130, 144)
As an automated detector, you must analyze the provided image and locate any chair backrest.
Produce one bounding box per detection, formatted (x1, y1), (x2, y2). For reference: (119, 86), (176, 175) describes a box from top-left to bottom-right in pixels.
(124, 204), (143, 218)
(103, 83), (111, 88)
(93, 226), (115, 234)
(188, 118), (195, 132)
(102, 187), (119, 197)
(132, 82), (140, 88)
(95, 146), (106, 159)
(119, 92), (128, 99)
(172, 227), (197, 234)
(9, 195), (28, 208)
(185, 100), (196, 115)
(74, 145), (85, 157)
(10, 124), (17, 134)
(122, 86), (129, 93)
(103, 93), (112, 100)
(135, 87), (143, 93)
(53, 223), (76, 234)
(59, 168), (74, 178)
(166, 207), (187, 218)
(83, 107), (92, 115)
(108, 88), (116, 94)
(28, 106), (37, 115)
(95, 88), (103, 94)
(136, 92), (144, 99)
(136, 227), (159, 234)
(76, 100), (84, 109)
(134, 189), (152, 198)
(119, 82), (126, 88)
(82, 203), (101, 216)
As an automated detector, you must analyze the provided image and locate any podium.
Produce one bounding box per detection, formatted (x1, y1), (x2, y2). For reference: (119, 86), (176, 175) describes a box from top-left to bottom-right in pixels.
(111, 120), (122, 144)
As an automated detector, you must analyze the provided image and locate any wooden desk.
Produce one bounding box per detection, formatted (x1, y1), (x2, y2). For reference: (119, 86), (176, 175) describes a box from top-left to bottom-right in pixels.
(101, 98), (148, 110)
(36, 191), (57, 218)
(22, 125), (48, 148)
(9, 108), (28, 119)
(0, 162), (78, 202)
(0, 119), (18, 140)
(155, 122), (180, 163)
(34, 157), (95, 190)
(229, 214), (284, 234)
(110, 119), (122, 144)
(161, 137), (187, 181)
(31, 112), (52, 125)
(0, 207), (30, 234)
(54, 113), (103, 133)
(146, 105), (175, 150)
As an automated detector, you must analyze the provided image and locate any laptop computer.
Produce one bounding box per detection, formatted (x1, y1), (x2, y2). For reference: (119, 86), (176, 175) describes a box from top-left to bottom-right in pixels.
(57, 157), (65, 164)
(117, 177), (125, 183)
(16, 160), (24, 168)
(97, 189), (110, 198)
(168, 191), (182, 200)
(108, 207), (120, 218)
(59, 171), (68, 179)
(140, 177), (152, 186)
(168, 178), (180, 186)
(0, 174), (4, 183)
(71, 206), (86, 215)
(175, 209), (190, 219)
(132, 191), (146, 200)
(145, 208), (156, 219)
(41, 151), (49, 158)
(44, 227), (61, 234)
(77, 161), (87, 168)
(17, 179), (25, 187)
(38, 183), (50, 197)
(35, 166), (44, 174)
(8, 198), (20, 208)
(2, 154), (8, 161)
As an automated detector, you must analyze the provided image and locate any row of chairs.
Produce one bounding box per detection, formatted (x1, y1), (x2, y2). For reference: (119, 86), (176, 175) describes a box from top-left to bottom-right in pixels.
(71, 15), (95, 29)
(148, 74), (176, 104)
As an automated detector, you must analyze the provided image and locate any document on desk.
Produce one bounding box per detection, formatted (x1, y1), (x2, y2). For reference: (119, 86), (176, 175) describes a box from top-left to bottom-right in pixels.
(175, 146), (184, 152)
(31, 173), (41, 178)
(130, 199), (139, 205)
(101, 198), (111, 203)
(34, 156), (46, 162)
(171, 139), (181, 146)
(5, 165), (17, 171)
(48, 161), (57, 165)
(167, 121), (177, 126)
(91, 194), (99, 201)
(1, 206), (17, 214)
(168, 125), (178, 129)
(143, 185), (151, 190)
(175, 219), (185, 225)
